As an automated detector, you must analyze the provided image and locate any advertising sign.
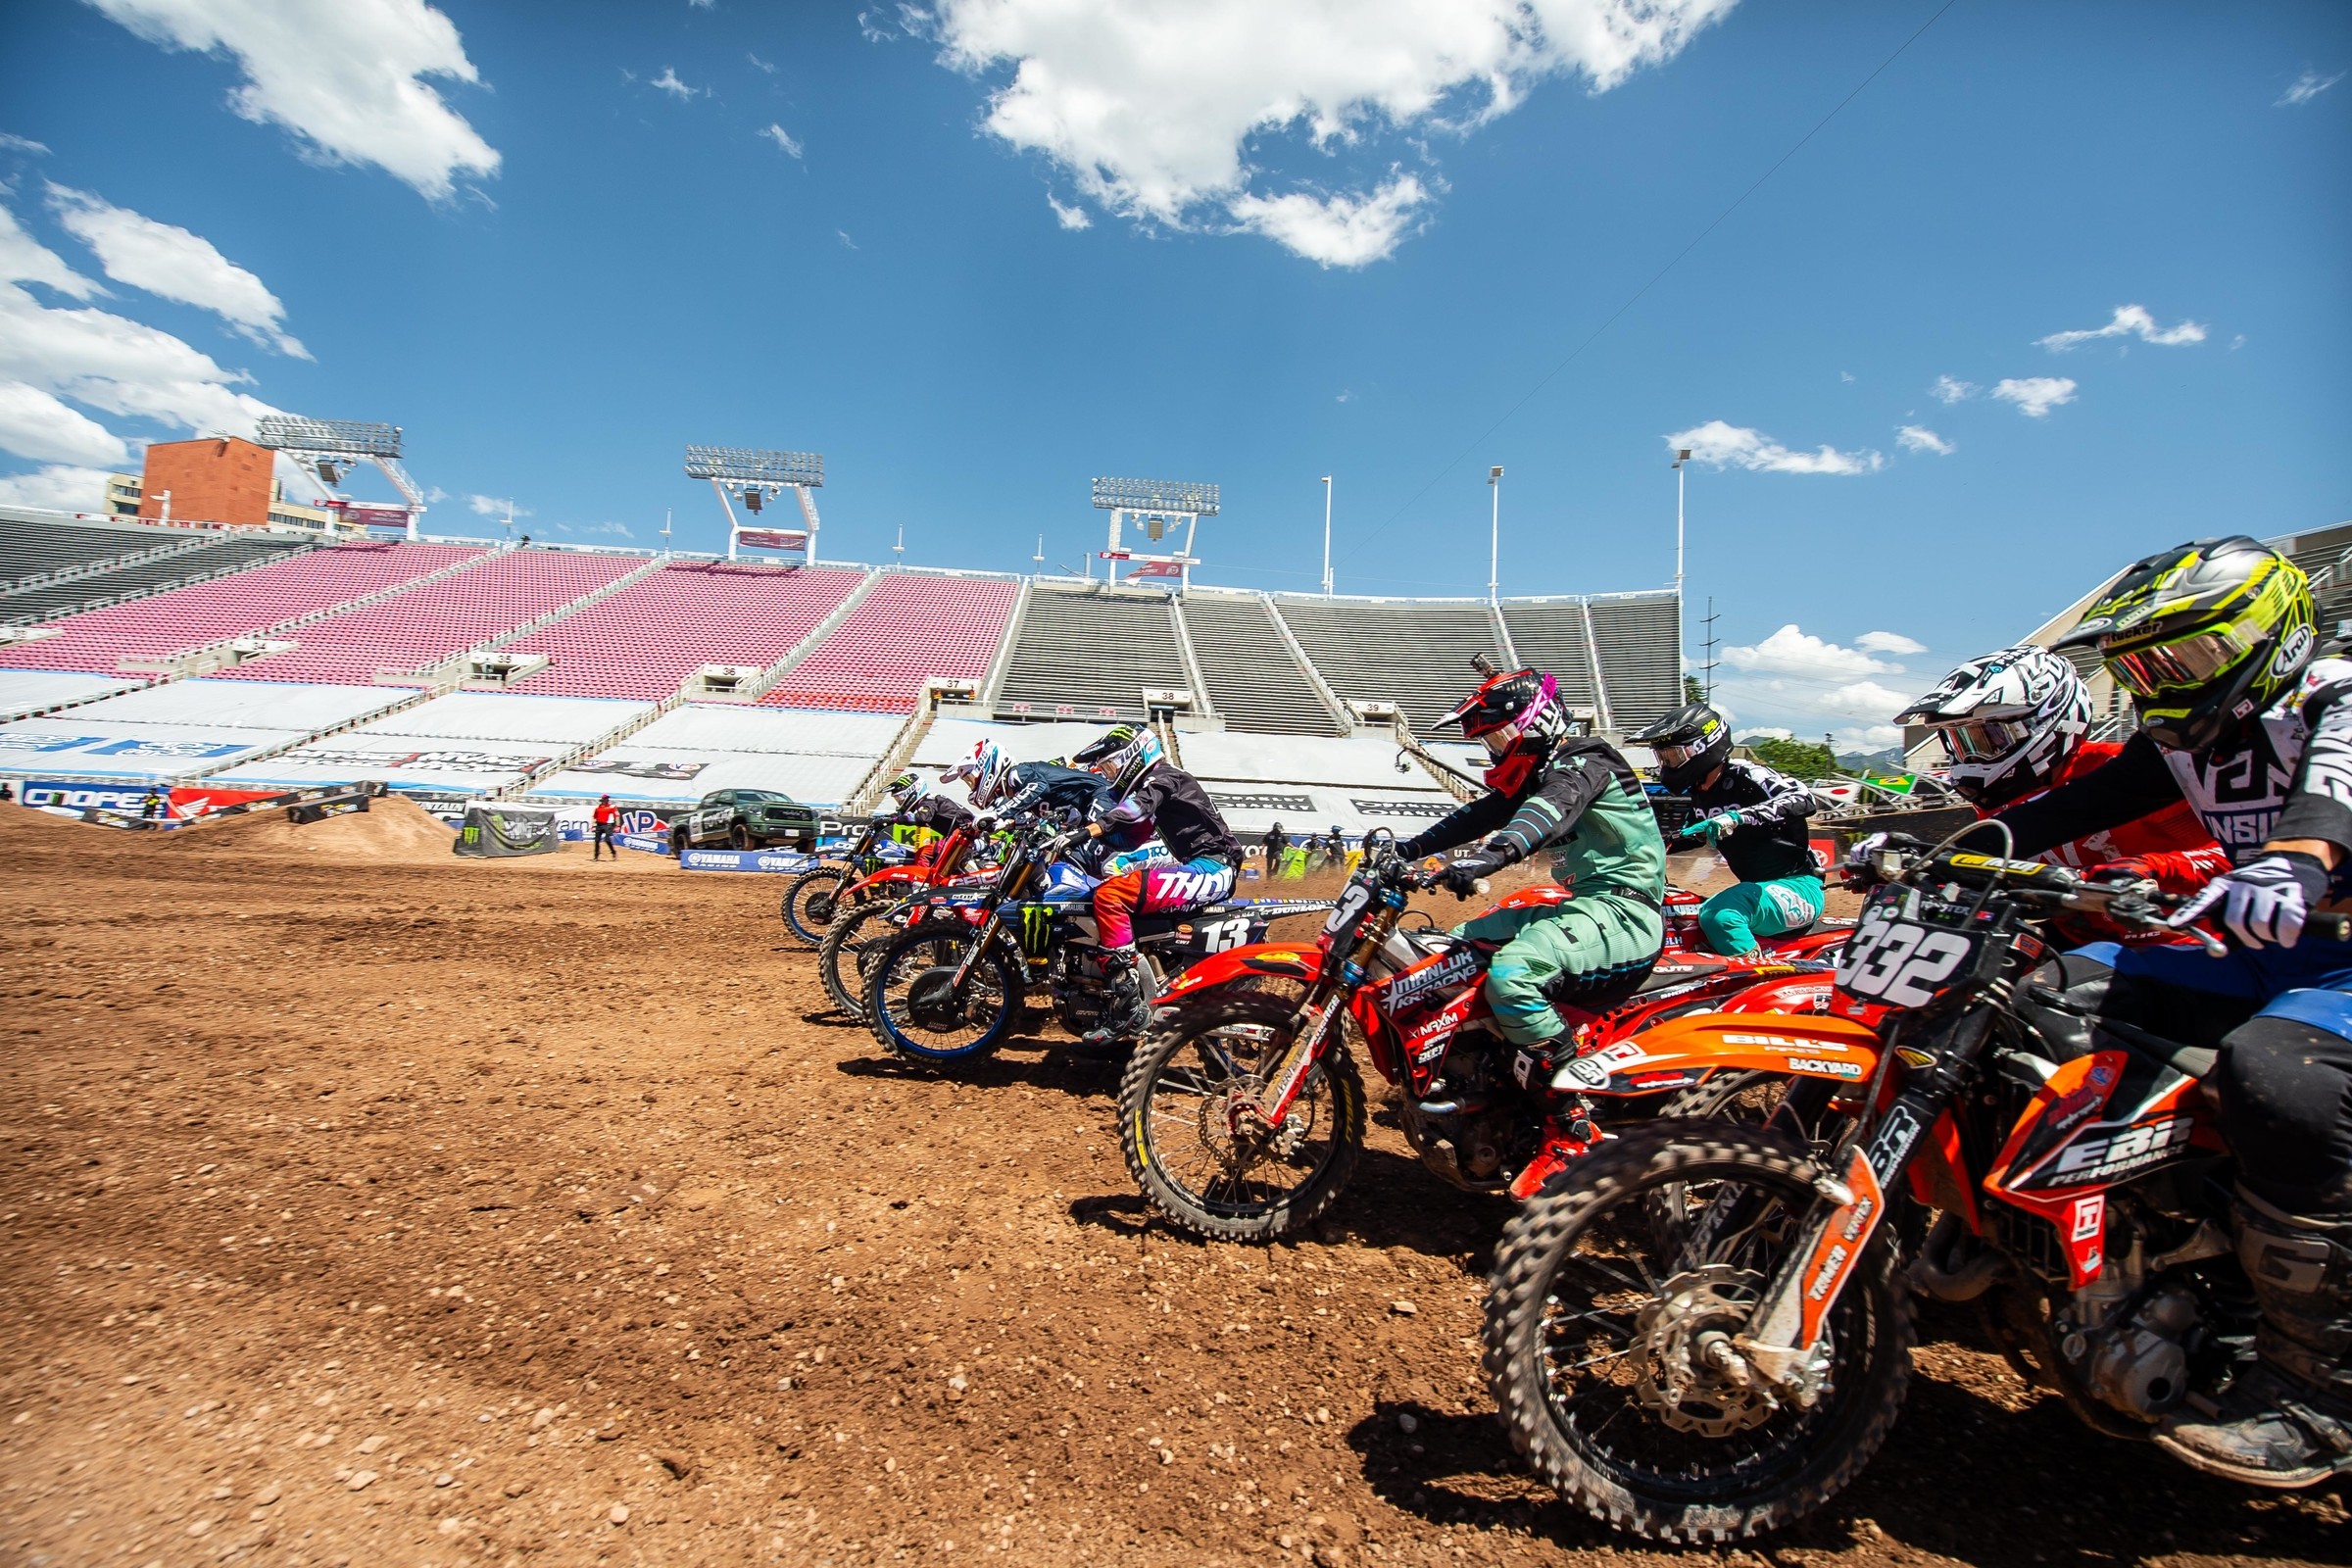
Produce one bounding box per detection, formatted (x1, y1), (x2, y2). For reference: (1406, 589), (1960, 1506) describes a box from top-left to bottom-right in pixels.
(570, 758), (708, 781)
(676, 848), (819, 873)
(736, 528), (808, 551)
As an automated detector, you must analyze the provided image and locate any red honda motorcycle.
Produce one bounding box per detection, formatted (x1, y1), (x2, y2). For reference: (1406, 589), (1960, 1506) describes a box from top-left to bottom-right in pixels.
(1114, 835), (1850, 1243)
(812, 821), (999, 1012)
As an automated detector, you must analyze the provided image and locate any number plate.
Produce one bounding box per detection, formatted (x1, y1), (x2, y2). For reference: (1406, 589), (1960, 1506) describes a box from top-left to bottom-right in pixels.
(1323, 881), (1373, 938)
(1833, 888), (1987, 1009)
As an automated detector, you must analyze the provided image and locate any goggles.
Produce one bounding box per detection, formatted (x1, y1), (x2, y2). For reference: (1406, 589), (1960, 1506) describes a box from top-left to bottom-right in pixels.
(1651, 740), (1706, 767)
(2104, 624), (2255, 700)
(1929, 713), (2034, 762)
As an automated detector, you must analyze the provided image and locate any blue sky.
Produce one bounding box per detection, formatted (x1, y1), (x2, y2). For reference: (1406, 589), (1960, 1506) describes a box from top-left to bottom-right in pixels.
(0, 0), (2344, 748)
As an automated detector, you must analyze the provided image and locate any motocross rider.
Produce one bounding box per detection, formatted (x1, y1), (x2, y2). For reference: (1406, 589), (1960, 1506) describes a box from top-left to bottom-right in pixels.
(948, 740), (1109, 826)
(1959, 537), (2352, 1488)
(1398, 662), (1668, 1088)
(1067, 723), (1244, 1048)
(1893, 645), (2228, 903)
(879, 769), (972, 856)
(1628, 702), (1823, 956)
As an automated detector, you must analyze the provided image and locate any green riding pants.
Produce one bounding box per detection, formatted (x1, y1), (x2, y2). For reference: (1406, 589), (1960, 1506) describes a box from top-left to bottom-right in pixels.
(1456, 893), (1665, 1046)
(1696, 874), (1825, 956)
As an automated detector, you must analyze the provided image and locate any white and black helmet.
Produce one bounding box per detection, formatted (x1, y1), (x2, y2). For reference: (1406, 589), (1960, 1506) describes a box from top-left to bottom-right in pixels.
(1893, 645), (2092, 808)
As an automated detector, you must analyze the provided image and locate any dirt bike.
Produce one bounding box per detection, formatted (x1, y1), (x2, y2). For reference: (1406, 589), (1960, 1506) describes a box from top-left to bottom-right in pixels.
(1115, 832), (1857, 1244)
(778, 817), (922, 946)
(860, 816), (1328, 1070)
(812, 821), (999, 1012)
(1658, 881), (1853, 959)
(1481, 837), (2351, 1542)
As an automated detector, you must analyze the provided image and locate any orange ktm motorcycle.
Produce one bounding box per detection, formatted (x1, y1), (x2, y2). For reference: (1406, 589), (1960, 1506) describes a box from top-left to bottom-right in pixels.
(1480, 840), (2346, 1543)
(1115, 830), (1863, 1243)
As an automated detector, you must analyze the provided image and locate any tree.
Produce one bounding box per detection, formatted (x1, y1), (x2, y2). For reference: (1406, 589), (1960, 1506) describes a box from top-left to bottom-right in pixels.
(1683, 674), (1705, 706)
(1740, 735), (1838, 780)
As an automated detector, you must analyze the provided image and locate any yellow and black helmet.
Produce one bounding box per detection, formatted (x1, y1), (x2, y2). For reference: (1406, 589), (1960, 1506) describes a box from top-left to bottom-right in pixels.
(2056, 535), (2315, 752)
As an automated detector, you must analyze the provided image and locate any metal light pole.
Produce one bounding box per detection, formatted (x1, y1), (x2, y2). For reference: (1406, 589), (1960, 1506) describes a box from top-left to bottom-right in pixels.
(1487, 466), (1504, 605)
(1671, 446), (1691, 666)
(1320, 475), (1334, 596)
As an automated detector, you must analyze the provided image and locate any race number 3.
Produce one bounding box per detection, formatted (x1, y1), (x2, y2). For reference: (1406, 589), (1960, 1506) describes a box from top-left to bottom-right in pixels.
(1836, 911), (1974, 1006)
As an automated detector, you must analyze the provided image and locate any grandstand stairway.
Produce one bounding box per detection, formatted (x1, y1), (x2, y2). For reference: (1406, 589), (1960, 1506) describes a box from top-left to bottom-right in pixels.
(994, 585), (1193, 721)
(1584, 593), (1681, 730)
(1497, 600), (1603, 713)
(1178, 592), (1346, 735)
(1271, 597), (1506, 731)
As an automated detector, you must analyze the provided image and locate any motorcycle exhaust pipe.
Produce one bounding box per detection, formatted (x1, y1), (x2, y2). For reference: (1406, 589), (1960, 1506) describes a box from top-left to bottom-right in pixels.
(1911, 1211), (2003, 1302)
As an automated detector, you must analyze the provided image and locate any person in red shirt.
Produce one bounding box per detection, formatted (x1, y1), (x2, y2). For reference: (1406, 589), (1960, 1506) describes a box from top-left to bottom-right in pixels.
(591, 794), (619, 861)
(1894, 646), (2229, 921)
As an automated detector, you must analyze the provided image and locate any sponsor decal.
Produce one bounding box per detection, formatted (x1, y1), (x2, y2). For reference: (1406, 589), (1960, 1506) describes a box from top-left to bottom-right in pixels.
(677, 849), (820, 873)
(1556, 1056), (1611, 1090)
(1866, 1102), (1924, 1180)
(2044, 1115), (2194, 1185)
(1804, 1243), (1851, 1302)
(2270, 622), (2315, 677)
(1725, 1031), (1843, 1052)
(2070, 1193), (2105, 1242)
(1787, 1056), (1866, 1078)
(572, 758), (710, 781)
(1384, 947), (1482, 1008)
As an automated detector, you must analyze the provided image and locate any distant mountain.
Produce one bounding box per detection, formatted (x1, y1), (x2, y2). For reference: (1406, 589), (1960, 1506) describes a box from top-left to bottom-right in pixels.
(1837, 748), (1908, 772)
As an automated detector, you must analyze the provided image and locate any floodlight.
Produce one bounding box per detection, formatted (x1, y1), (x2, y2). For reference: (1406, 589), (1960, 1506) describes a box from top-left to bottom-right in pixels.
(1147, 516), (1164, 541)
(1091, 476), (1219, 516)
(744, 489), (764, 514)
(683, 445), (824, 488)
(254, 416), (404, 459)
(317, 462), (341, 485)
(1489, 466), (1504, 482)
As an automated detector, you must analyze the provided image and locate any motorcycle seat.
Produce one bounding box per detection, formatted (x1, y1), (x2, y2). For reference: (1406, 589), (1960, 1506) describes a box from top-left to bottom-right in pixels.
(1637, 956), (1732, 991)
(1543, 956), (1659, 1013)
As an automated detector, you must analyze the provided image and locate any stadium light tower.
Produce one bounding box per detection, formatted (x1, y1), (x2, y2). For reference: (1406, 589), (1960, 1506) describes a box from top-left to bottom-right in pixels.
(683, 445), (823, 564)
(1671, 446), (1692, 662)
(254, 416), (425, 539)
(1320, 475), (1334, 597)
(1091, 475), (1218, 590)
(1487, 466), (1504, 605)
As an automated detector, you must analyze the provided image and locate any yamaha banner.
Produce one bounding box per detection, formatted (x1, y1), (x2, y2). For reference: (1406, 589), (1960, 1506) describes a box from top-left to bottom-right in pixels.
(676, 848), (820, 873)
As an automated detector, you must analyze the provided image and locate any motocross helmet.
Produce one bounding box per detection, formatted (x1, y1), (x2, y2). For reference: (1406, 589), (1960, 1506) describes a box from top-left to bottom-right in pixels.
(1071, 722), (1142, 777)
(1892, 646), (2090, 808)
(884, 770), (926, 812)
(2056, 536), (2315, 752)
(957, 740), (1016, 808)
(1628, 702), (1732, 795)
(1436, 660), (1566, 794)
(1093, 725), (1165, 799)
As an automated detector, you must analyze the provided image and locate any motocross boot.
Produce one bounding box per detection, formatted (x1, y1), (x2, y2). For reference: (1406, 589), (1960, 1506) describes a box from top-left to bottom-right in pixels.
(2154, 1187), (2352, 1488)
(1078, 949), (1151, 1054)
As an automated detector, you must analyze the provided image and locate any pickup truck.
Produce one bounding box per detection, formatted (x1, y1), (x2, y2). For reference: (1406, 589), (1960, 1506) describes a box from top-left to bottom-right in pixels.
(668, 788), (820, 855)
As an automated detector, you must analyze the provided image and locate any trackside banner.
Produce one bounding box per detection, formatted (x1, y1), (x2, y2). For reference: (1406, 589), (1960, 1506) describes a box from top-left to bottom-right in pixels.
(614, 832), (669, 855)
(677, 848), (820, 873)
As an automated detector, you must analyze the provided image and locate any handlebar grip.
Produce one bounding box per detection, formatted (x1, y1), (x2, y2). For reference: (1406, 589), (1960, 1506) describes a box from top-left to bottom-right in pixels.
(2311, 912), (2352, 944)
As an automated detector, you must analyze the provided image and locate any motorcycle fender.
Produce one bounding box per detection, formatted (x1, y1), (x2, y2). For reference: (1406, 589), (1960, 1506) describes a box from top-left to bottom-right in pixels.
(1155, 942), (1321, 1002)
(1488, 882), (1571, 914)
(1904, 1108), (1978, 1233)
(848, 865), (925, 899)
(1715, 972), (1838, 1015)
(1557, 1011), (1880, 1097)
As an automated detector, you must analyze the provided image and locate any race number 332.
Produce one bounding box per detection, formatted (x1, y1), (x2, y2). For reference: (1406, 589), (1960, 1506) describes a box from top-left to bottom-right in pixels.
(1836, 908), (1975, 1006)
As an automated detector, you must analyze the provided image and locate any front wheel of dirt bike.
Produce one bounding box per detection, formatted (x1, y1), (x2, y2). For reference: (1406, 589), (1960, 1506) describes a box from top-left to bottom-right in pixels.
(1484, 1121), (1913, 1544)
(780, 865), (854, 946)
(863, 919), (1021, 1069)
(818, 901), (902, 1016)
(1118, 990), (1365, 1243)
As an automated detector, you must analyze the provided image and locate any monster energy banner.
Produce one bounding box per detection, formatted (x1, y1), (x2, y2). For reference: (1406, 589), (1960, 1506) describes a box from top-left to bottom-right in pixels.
(453, 802), (561, 858)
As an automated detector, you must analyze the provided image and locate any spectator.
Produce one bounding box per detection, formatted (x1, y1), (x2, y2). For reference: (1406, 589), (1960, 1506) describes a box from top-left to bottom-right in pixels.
(1261, 821), (1289, 868)
(591, 794), (619, 861)
(0, 779), (14, 804)
(140, 787), (165, 820)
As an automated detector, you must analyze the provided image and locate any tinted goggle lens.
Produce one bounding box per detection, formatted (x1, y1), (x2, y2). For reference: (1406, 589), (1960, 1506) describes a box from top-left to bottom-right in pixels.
(1933, 716), (2030, 761)
(2106, 628), (2245, 698)
(1653, 741), (1701, 766)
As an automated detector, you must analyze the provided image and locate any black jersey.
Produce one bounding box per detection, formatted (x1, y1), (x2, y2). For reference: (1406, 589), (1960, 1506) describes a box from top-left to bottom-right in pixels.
(1101, 762), (1241, 864)
(1674, 759), (1819, 881)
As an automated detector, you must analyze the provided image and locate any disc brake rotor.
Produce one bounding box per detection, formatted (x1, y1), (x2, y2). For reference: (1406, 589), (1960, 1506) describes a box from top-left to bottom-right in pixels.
(904, 965), (970, 1032)
(1627, 1264), (1780, 1437)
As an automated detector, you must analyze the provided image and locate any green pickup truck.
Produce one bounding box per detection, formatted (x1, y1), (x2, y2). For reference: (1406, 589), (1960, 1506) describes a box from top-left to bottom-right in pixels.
(668, 788), (820, 855)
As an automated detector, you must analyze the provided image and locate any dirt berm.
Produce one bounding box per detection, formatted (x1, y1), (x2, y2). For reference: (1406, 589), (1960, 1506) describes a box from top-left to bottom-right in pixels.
(0, 805), (2338, 1566)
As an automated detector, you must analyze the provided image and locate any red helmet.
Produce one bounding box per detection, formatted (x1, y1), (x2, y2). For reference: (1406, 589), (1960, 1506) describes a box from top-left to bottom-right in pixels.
(1438, 658), (1566, 792)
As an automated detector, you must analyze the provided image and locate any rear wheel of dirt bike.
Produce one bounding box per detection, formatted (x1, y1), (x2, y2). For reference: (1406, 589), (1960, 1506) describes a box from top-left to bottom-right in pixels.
(1484, 1121), (1913, 1544)
(863, 919), (1022, 1069)
(818, 902), (902, 1016)
(780, 865), (854, 946)
(1118, 990), (1365, 1243)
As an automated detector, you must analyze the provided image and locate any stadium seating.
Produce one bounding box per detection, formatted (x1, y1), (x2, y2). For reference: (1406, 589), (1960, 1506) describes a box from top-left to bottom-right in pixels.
(1584, 594), (1682, 728)
(1497, 600), (1602, 710)
(995, 585), (1192, 720)
(503, 563), (865, 699)
(1, 515), (316, 625)
(530, 705), (907, 808)
(214, 546), (651, 685)
(0, 668), (148, 722)
(0, 541), (481, 673)
(0, 677), (415, 782)
(760, 571), (1017, 712)
(1271, 596), (1505, 731)
(1179, 591), (1345, 735)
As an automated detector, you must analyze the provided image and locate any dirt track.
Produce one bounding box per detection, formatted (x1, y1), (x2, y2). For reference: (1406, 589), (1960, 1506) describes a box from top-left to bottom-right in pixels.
(2, 804), (2343, 1567)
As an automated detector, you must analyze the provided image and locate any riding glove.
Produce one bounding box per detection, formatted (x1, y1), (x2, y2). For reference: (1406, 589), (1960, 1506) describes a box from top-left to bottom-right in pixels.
(2170, 851), (2329, 949)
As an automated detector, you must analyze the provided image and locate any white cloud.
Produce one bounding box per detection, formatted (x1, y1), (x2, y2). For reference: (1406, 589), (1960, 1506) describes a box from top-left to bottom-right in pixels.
(747, 52), (777, 74)
(0, 133), (52, 156)
(87, 0), (500, 202)
(1834, 723), (1904, 753)
(1226, 172), (1429, 269)
(650, 67), (699, 100)
(929, 0), (1736, 264)
(1817, 680), (1913, 721)
(1855, 630), (1927, 656)
(0, 380), (131, 466)
(1721, 624), (1906, 682)
(466, 493), (528, 518)
(760, 122), (804, 158)
(47, 185), (307, 357)
(688, 0), (715, 9)
(2035, 303), (2207, 352)
(0, 203), (103, 299)
(1838, 369), (1854, 383)
(837, 229), (858, 249)
(1990, 376), (2077, 418)
(1046, 194), (1091, 230)
(1930, 374), (1976, 404)
(1736, 725), (1792, 742)
(2279, 69), (2343, 107)
(0, 462), (117, 511)
(1895, 424), (1954, 456)
(1668, 418), (1883, 477)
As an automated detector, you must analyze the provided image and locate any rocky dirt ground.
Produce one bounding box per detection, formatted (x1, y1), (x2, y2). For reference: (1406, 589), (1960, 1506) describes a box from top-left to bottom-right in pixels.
(2, 803), (2343, 1568)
